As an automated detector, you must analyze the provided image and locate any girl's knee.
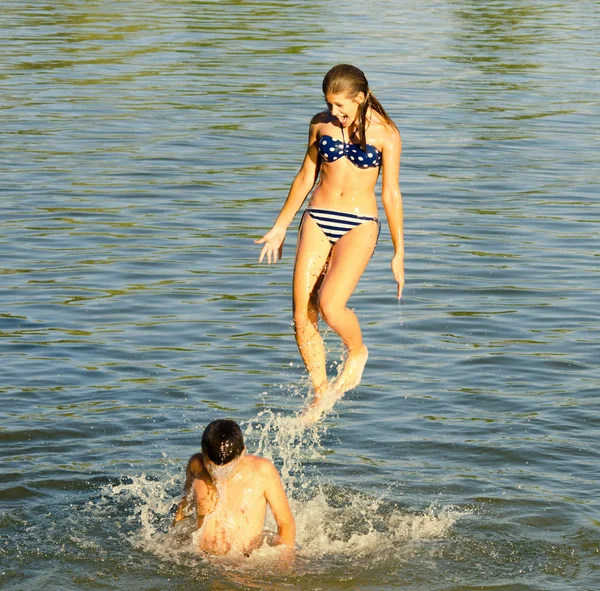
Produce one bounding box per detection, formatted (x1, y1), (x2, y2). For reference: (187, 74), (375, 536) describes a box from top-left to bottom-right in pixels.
(293, 307), (314, 331)
(294, 295), (318, 323)
(318, 295), (341, 327)
(293, 310), (306, 328)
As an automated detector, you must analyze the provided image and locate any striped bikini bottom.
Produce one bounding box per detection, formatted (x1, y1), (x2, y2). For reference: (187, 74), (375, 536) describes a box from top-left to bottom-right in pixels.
(303, 207), (381, 245)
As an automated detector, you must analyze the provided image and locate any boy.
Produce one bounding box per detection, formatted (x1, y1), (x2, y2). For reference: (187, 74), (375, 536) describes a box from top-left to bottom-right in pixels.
(174, 419), (295, 556)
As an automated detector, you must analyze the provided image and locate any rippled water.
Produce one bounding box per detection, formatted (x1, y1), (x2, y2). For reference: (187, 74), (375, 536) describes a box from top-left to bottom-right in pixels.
(1, 1), (599, 590)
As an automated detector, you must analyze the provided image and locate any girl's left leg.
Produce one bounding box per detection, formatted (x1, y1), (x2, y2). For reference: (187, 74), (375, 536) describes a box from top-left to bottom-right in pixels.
(317, 220), (379, 394)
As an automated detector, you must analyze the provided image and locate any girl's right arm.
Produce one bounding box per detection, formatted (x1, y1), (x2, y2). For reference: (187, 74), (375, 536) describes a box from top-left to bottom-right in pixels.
(255, 121), (321, 264)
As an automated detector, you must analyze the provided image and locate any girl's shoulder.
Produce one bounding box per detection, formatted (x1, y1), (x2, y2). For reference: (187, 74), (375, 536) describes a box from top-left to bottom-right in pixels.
(384, 121), (401, 143)
(370, 111), (398, 133)
(367, 114), (400, 154)
(308, 111), (337, 143)
(310, 110), (336, 127)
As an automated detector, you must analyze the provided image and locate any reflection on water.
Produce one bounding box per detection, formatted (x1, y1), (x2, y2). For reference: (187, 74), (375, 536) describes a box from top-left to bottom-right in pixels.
(1, 0), (600, 590)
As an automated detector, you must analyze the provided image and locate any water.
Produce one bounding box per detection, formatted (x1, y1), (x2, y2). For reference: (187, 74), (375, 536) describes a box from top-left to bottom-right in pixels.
(1, 0), (599, 589)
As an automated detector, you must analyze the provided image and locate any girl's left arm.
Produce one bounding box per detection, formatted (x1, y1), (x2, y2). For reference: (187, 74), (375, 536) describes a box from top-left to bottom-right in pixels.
(381, 126), (404, 299)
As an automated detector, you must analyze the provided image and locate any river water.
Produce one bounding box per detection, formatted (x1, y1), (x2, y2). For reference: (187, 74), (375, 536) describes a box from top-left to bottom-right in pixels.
(1, 1), (599, 590)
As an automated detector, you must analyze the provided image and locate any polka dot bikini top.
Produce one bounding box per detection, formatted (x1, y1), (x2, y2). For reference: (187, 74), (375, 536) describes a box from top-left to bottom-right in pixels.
(317, 130), (382, 169)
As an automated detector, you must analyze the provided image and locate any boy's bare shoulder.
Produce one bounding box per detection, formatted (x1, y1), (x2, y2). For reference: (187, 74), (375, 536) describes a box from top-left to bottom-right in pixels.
(246, 456), (279, 485)
(245, 454), (279, 477)
(187, 452), (208, 478)
(188, 453), (216, 502)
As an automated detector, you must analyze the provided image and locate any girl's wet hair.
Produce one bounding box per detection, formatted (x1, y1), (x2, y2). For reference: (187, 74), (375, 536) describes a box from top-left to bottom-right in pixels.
(322, 64), (395, 151)
(201, 419), (245, 465)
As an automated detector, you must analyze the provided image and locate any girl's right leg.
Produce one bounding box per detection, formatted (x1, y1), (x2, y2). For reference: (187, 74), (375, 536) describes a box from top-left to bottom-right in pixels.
(292, 213), (332, 402)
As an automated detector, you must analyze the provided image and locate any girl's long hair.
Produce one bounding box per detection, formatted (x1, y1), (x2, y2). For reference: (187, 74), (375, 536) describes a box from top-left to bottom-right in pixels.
(322, 64), (396, 152)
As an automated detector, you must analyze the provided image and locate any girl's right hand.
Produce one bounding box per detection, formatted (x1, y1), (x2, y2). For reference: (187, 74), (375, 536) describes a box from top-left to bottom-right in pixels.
(255, 226), (286, 264)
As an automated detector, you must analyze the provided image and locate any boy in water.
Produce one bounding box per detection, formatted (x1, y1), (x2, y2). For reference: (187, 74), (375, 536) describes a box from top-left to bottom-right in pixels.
(174, 419), (296, 556)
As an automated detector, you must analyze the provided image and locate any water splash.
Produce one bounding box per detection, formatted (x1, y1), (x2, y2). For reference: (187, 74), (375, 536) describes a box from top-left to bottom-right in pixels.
(244, 406), (325, 497)
(244, 373), (350, 494)
(291, 488), (460, 561)
(89, 383), (463, 572)
(95, 472), (461, 569)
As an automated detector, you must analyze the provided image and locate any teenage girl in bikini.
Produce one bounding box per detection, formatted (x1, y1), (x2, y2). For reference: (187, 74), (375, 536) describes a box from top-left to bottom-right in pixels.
(256, 64), (404, 408)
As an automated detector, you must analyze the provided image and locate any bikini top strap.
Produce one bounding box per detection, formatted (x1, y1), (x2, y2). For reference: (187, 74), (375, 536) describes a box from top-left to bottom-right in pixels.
(341, 126), (359, 144)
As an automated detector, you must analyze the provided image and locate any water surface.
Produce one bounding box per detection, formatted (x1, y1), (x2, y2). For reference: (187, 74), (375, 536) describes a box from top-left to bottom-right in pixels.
(1, 1), (599, 589)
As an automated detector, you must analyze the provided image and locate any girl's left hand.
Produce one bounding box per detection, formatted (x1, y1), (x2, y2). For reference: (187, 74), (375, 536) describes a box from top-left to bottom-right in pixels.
(392, 254), (404, 300)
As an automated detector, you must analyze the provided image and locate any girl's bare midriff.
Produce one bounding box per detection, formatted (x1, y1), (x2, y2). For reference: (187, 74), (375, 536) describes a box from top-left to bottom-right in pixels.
(309, 156), (380, 218)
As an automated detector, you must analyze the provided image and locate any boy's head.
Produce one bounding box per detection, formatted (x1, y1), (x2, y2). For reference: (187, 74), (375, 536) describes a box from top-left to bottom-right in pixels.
(201, 419), (245, 465)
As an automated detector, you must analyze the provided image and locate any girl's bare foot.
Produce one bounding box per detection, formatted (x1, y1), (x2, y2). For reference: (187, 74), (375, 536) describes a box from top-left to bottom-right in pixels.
(298, 380), (343, 425)
(333, 345), (368, 395)
(308, 381), (328, 410)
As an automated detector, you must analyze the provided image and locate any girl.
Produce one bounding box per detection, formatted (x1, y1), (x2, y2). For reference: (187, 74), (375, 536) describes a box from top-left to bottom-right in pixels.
(256, 64), (404, 408)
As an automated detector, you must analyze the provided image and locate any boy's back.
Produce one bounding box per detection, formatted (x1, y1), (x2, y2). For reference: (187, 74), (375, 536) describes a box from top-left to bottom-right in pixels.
(189, 452), (290, 554)
(175, 419), (295, 557)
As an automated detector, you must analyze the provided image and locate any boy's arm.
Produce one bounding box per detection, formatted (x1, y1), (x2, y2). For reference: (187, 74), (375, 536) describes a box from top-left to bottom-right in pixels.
(263, 460), (296, 547)
(174, 453), (204, 524)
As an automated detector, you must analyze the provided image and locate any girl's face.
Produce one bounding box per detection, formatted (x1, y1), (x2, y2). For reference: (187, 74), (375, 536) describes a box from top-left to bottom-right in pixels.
(325, 91), (365, 128)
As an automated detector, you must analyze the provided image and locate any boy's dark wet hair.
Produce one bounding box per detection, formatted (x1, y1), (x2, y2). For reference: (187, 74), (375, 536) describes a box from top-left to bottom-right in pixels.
(201, 419), (245, 465)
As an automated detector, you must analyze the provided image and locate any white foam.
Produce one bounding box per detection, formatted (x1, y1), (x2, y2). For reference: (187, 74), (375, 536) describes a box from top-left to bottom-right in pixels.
(94, 469), (463, 568)
(285, 489), (461, 559)
(91, 383), (465, 568)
